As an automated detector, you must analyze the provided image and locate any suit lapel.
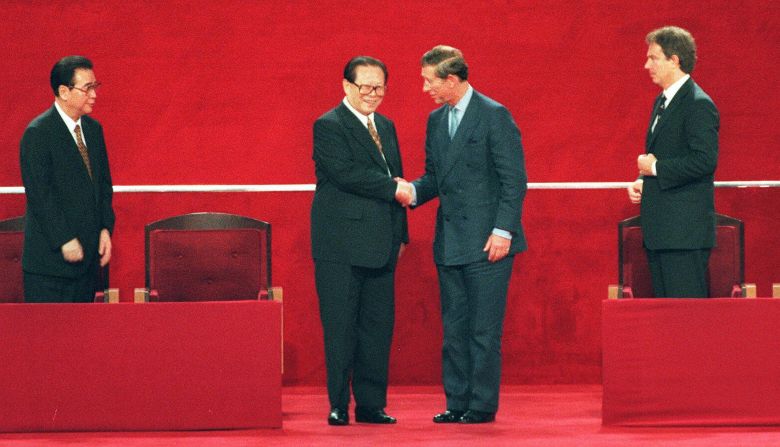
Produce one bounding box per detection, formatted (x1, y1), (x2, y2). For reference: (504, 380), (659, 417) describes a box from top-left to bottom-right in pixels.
(374, 116), (399, 176)
(438, 93), (482, 181)
(336, 104), (389, 173)
(44, 106), (95, 182)
(647, 78), (693, 149)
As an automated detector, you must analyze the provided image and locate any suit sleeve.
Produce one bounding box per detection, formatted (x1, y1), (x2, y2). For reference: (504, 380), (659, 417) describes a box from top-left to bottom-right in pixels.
(411, 115), (440, 206)
(656, 97), (719, 190)
(313, 117), (397, 202)
(19, 126), (75, 250)
(95, 124), (116, 234)
(489, 106), (527, 233)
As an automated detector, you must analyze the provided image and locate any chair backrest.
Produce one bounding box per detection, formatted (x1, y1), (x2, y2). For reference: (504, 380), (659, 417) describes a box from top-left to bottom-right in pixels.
(618, 213), (744, 298)
(0, 216), (25, 303)
(145, 212), (271, 302)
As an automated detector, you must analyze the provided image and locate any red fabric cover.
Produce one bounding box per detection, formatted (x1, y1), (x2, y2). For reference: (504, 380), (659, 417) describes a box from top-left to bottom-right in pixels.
(602, 298), (780, 426)
(0, 232), (24, 303)
(0, 301), (282, 431)
(149, 229), (264, 301)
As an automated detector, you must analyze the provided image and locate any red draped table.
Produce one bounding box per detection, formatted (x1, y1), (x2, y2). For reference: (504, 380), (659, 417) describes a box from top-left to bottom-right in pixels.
(0, 301), (281, 432)
(602, 298), (780, 426)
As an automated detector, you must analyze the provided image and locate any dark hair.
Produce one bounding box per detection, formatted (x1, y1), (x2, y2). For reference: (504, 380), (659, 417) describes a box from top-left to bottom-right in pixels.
(421, 45), (468, 81)
(50, 55), (93, 97)
(343, 56), (388, 84)
(646, 26), (697, 74)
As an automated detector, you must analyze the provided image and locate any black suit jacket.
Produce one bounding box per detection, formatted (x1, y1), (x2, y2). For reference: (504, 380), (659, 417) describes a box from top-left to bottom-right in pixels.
(20, 105), (115, 278)
(311, 102), (408, 269)
(641, 78), (719, 250)
(413, 90), (527, 266)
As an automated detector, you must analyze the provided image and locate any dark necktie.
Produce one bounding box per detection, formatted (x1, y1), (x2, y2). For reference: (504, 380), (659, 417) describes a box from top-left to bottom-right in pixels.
(74, 124), (93, 179)
(651, 94), (666, 133)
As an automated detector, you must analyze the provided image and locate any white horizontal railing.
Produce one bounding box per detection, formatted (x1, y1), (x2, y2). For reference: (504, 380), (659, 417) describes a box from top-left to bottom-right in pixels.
(0, 181), (779, 194)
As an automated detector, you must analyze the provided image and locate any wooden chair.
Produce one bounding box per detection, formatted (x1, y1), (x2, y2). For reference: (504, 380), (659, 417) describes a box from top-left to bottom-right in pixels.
(608, 214), (755, 298)
(0, 216), (25, 303)
(144, 212), (279, 302)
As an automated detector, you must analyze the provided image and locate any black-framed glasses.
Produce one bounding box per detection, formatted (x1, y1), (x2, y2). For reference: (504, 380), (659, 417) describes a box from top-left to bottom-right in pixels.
(349, 81), (386, 96)
(69, 82), (102, 94)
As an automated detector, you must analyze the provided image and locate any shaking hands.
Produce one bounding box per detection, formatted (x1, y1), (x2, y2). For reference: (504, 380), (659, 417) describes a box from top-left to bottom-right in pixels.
(394, 177), (414, 207)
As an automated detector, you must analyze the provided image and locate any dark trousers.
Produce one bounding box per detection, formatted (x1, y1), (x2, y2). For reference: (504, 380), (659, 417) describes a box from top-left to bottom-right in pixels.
(24, 267), (98, 303)
(437, 255), (515, 413)
(645, 248), (711, 298)
(315, 260), (395, 410)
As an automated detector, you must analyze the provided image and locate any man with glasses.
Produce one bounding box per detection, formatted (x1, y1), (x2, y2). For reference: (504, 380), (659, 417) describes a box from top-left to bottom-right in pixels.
(402, 45), (527, 424)
(311, 56), (409, 426)
(20, 55), (115, 302)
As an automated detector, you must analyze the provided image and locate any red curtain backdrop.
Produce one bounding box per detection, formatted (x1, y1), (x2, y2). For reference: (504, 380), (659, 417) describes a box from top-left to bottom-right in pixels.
(1, 0), (778, 386)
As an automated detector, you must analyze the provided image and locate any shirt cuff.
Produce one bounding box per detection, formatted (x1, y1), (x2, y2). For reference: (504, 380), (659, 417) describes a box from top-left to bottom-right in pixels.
(651, 160), (658, 176)
(492, 228), (512, 240)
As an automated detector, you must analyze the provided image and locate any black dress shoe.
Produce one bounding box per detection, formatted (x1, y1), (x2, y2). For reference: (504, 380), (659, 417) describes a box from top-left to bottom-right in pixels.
(459, 410), (495, 424)
(433, 410), (465, 423)
(328, 407), (348, 426)
(354, 407), (397, 424)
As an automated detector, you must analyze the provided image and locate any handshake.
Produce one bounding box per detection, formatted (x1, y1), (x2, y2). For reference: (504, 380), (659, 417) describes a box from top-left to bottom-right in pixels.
(394, 177), (414, 207)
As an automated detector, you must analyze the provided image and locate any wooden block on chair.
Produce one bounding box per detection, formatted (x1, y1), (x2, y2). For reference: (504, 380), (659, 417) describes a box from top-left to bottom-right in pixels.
(773, 283), (780, 298)
(607, 285), (620, 300)
(106, 288), (119, 303)
(269, 286), (283, 302)
(134, 288), (149, 303)
(742, 283), (757, 298)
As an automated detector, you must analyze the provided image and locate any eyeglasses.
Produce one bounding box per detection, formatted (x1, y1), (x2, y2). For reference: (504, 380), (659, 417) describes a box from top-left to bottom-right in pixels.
(349, 81), (386, 96)
(69, 82), (102, 94)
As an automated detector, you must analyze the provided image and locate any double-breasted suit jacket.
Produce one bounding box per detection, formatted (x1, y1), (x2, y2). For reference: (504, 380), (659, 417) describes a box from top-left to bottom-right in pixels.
(413, 90), (527, 265)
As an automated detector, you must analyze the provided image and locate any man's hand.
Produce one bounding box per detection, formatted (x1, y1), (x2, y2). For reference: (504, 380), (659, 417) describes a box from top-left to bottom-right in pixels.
(628, 179), (643, 204)
(483, 233), (511, 263)
(398, 242), (406, 259)
(638, 154), (657, 176)
(394, 177), (413, 207)
(98, 229), (112, 267)
(62, 238), (84, 263)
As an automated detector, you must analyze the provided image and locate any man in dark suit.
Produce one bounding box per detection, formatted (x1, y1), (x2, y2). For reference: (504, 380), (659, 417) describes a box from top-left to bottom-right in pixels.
(402, 45), (527, 423)
(628, 26), (719, 298)
(20, 55), (115, 303)
(311, 56), (410, 426)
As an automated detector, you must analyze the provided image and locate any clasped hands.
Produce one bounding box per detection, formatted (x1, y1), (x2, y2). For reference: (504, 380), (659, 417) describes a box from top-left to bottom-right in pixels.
(637, 153), (656, 176)
(627, 153), (656, 205)
(394, 177), (414, 207)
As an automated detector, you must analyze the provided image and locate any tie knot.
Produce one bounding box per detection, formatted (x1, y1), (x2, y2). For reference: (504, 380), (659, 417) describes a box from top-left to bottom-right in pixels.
(74, 124), (82, 135)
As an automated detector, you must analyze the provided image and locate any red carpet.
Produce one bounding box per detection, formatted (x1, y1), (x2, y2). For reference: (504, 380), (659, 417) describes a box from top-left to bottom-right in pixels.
(2, 386), (779, 446)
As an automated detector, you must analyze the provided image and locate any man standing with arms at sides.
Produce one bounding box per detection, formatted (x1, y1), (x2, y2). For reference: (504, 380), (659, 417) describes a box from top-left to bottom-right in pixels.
(628, 26), (719, 298)
(311, 56), (410, 426)
(20, 56), (115, 302)
(400, 45), (527, 423)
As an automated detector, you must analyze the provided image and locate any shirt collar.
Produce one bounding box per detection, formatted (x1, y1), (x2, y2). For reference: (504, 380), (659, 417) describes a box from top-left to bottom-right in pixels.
(451, 85), (474, 113)
(53, 100), (82, 131)
(342, 97), (374, 128)
(662, 74), (690, 106)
